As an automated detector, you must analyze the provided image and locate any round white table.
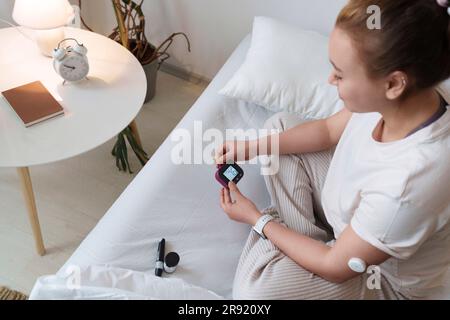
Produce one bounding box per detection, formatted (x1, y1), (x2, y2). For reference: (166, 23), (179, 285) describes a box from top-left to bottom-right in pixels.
(0, 27), (147, 255)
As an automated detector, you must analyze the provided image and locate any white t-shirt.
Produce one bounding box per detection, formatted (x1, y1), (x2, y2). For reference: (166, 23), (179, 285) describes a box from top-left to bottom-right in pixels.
(321, 106), (450, 299)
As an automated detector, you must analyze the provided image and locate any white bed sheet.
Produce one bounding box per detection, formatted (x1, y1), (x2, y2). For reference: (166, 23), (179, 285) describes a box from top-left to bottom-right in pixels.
(31, 34), (276, 299)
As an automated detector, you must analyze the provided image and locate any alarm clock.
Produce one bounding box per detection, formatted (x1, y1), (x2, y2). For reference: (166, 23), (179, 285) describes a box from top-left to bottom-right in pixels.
(52, 38), (89, 84)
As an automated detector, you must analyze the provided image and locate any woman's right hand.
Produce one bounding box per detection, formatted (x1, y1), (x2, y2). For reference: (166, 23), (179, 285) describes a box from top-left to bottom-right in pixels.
(214, 140), (257, 165)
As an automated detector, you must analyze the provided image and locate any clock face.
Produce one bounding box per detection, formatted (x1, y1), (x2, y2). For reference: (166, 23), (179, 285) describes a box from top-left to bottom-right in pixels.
(57, 54), (89, 82)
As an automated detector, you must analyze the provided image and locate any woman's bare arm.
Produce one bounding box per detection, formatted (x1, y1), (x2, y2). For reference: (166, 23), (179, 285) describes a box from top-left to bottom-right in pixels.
(221, 181), (390, 284)
(254, 107), (352, 156)
(262, 221), (390, 283)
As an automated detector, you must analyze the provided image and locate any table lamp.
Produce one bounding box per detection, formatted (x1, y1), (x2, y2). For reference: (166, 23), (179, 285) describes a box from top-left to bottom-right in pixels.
(12, 0), (75, 57)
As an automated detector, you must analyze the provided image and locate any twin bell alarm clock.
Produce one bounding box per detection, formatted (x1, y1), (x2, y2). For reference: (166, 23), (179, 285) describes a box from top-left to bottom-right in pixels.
(52, 38), (89, 84)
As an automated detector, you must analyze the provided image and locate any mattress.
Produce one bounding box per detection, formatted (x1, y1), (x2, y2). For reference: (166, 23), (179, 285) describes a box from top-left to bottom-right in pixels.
(30, 34), (277, 299)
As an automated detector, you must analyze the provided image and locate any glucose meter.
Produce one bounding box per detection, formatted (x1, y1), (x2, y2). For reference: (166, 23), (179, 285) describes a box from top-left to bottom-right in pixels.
(215, 163), (244, 188)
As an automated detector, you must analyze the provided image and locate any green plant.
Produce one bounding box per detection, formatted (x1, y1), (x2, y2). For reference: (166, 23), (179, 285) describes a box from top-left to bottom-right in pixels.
(110, 0), (191, 67)
(79, 0), (191, 173)
(111, 126), (148, 174)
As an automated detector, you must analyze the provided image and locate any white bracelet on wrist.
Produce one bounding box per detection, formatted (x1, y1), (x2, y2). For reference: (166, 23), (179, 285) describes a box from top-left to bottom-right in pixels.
(252, 214), (275, 240)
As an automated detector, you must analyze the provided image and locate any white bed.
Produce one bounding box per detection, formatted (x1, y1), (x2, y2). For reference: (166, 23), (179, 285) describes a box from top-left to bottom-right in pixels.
(30, 34), (278, 299)
(29, 31), (450, 300)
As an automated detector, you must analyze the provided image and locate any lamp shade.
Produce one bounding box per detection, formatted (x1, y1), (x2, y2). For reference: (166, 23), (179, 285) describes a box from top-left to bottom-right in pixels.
(13, 0), (74, 30)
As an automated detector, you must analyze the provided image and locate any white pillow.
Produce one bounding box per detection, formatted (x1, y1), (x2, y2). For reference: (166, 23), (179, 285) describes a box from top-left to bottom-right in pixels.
(219, 16), (343, 120)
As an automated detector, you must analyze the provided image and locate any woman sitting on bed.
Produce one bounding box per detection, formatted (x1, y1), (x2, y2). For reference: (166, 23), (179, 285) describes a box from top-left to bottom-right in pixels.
(215, 0), (450, 300)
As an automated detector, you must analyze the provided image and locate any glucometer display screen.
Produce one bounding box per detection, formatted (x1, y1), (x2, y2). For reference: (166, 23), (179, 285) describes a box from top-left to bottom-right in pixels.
(223, 166), (239, 181)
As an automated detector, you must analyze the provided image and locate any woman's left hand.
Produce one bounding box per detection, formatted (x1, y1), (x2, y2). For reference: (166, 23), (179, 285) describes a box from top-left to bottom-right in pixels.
(220, 181), (262, 225)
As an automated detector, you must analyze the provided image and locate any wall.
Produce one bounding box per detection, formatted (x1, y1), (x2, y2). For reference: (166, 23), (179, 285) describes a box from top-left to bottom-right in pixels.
(80, 0), (347, 81)
(0, 0), (348, 80)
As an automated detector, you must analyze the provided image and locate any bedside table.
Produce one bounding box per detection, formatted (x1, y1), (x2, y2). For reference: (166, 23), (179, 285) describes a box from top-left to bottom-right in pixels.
(0, 27), (147, 256)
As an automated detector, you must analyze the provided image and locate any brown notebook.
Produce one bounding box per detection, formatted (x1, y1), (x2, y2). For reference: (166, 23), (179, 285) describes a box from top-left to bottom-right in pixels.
(1, 81), (64, 127)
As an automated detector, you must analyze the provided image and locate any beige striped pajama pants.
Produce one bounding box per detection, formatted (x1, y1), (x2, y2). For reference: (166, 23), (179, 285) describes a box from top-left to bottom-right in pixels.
(232, 112), (406, 300)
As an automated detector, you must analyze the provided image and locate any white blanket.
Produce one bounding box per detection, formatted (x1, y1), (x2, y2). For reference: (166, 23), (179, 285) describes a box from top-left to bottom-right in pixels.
(30, 265), (224, 300)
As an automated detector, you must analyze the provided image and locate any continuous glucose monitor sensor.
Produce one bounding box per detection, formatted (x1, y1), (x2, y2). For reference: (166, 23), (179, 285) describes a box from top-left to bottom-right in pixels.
(348, 257), (367, 273)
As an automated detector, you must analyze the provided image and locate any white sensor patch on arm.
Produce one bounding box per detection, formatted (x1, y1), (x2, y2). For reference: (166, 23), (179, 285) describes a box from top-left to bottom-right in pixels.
(348, 257), (367, 273)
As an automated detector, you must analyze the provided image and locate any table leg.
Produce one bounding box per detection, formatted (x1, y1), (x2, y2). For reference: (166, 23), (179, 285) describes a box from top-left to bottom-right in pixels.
(129, 119), (143, 148)
(16, 167), (46, 256)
